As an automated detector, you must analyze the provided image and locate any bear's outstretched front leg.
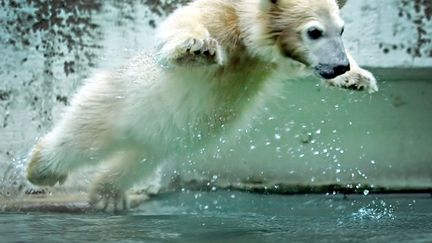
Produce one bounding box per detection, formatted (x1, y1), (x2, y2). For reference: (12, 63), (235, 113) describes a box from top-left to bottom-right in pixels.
(326, 52), (378, 93)
(156, 6), (224, 67)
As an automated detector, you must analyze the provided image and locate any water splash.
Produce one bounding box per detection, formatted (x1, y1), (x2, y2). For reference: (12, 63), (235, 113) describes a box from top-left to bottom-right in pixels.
(351, 201), (395, 220)
(0, 157), (27, 199)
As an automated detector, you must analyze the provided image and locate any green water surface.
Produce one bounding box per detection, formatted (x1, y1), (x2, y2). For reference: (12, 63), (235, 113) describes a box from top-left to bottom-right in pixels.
(1, 191), (431, 243)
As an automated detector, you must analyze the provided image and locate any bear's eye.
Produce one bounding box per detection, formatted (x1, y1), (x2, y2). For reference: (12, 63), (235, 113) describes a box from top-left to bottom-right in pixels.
(340, 26), (345, 36)
(307, 27), (323, 40)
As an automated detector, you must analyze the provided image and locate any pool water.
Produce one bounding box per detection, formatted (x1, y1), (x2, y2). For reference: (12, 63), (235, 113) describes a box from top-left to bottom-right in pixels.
(1, 191), (431, 242)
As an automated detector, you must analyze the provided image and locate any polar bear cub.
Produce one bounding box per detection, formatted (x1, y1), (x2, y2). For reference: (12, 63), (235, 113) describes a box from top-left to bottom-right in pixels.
(26, 0), (378, 210)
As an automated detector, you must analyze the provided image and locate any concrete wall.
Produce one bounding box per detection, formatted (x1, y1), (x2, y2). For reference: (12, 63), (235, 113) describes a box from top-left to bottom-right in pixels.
(177, 69), (432, 193)
(0, 0), (431, 194)
(343, 0), (432, 67)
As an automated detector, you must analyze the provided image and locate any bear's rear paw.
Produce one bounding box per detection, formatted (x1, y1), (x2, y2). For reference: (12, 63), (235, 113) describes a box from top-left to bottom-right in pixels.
(163, 37), (224, 66)
(27, 145), (68, 186)
(89, 180), (128, 213)
(326, 68), (378, 93)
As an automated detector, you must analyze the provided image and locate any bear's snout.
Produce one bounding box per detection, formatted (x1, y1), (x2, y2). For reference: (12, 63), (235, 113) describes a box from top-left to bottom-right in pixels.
(316, 62), (350, 79)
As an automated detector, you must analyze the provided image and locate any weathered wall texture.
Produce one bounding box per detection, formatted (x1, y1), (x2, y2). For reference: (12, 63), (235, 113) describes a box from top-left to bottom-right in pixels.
(0, 0), (431, 195)
(343, 0), (432, 67)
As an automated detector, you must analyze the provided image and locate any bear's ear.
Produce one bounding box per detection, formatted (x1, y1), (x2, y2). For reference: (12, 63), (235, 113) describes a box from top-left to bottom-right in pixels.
(336, 0), (347, 9)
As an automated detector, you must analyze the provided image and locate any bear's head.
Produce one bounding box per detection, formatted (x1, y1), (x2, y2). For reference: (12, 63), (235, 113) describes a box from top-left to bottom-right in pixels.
(243, 0), (350, 79)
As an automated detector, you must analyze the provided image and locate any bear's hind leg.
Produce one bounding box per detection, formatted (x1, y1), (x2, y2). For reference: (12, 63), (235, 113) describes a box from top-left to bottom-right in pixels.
(26, 141), (68, 186)
(26, 126), (115, 187)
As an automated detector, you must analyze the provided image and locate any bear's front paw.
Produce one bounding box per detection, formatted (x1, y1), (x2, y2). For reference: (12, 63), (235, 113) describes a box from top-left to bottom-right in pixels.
(163, 37), (224, 66)
(89, 179), (128, 213)
(326, 68), (378, 93)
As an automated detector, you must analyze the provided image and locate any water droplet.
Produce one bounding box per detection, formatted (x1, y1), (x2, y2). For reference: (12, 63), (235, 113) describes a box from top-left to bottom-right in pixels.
(274, 134), (281, 140)
(363, 189), (370, 196)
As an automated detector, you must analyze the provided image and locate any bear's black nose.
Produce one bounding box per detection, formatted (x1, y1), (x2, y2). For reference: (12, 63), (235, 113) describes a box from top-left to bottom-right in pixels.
(333, 63), (350, 77)
(316, 62), (351, 79)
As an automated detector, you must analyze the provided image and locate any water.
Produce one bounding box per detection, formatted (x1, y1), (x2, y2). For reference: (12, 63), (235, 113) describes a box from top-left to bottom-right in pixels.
(1, 191), (431, 242)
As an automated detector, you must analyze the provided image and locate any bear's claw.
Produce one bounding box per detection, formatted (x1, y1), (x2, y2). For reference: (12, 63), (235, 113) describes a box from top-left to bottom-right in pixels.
(169, 37), (223, 66)
(179, 37), (220, 64)
(89, 180), (128, 213)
